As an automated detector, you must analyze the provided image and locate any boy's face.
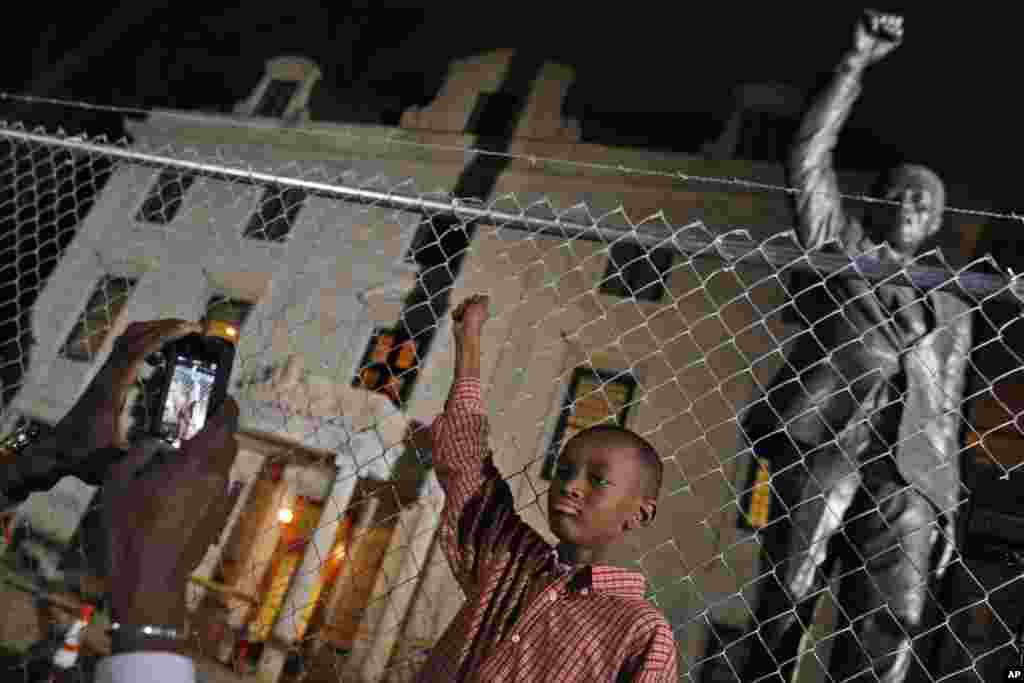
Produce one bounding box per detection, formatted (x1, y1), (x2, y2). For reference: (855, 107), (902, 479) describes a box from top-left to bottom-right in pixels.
(547, 434), (650, 549)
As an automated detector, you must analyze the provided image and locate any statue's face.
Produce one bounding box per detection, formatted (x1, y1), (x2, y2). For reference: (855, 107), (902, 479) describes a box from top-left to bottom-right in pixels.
(881, 183), (936, 254)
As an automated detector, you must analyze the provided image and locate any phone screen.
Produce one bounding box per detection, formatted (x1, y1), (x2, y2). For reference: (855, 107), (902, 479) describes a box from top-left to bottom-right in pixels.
(158, 355), (219, 448)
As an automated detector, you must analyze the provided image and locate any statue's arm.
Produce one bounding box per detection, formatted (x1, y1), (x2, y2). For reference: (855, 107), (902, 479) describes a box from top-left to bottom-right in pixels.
(789, 10), (904, 251)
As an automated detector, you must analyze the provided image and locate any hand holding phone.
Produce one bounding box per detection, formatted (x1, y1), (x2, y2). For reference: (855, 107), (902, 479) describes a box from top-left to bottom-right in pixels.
(151, 320), (238, 450)
(59, 320), (202, 456)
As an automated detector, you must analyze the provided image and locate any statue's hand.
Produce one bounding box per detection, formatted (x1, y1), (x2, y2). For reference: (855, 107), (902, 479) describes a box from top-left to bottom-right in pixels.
(854, 9), (903, 65)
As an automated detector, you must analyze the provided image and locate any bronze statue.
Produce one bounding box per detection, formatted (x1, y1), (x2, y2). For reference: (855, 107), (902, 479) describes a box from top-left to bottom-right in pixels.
(739, 10), (971, 683)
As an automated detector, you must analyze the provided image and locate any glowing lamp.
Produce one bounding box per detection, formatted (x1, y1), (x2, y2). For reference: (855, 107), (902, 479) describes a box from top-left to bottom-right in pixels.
(205, 320), (239, 342)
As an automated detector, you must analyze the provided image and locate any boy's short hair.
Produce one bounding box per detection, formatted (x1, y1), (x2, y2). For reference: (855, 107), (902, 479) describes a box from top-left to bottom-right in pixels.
(566, 424), (663, 499)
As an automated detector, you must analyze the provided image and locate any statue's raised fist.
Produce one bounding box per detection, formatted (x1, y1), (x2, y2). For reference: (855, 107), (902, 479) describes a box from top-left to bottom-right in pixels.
(854, 9), (903, 64)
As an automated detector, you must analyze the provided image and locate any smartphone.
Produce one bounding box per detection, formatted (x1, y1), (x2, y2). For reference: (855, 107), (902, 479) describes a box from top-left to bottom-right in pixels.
(150, 320), (237, 449)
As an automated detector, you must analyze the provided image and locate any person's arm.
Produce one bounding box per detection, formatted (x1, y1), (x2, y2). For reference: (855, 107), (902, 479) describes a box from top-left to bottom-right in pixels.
(624, 616), (679, 683)
(0, 429), (80, 513)
(428, 294), (492, 591)
(88, 396), (241, 683)
(789, 10), (903, 251)
(426, 295), (550, 593)
(0, 320), (203, 512)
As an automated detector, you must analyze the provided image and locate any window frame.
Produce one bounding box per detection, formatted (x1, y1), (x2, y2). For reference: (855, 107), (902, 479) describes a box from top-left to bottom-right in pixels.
(737, 453), (773, 530)
(255, 79), (301, 118)
(243, 185), (308, 243)
(541, 366), (638, 480)
(352, 326), (420, 406)
(599, 241), (674, 303)
(204, 294), (255, 332)
(136, 169), (196, 225)
(59, 274), (138, 363)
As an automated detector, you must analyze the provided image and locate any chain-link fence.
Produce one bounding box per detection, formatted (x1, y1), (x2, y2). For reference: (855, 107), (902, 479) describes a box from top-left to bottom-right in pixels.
(1, 119), (1023, 683)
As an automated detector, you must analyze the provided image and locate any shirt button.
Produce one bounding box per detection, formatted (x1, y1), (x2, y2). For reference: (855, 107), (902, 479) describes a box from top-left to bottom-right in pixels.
(511, 634), (521, 644)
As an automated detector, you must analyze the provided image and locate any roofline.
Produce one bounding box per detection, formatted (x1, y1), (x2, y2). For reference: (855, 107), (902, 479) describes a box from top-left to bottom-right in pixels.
(125, 106), (399, 138)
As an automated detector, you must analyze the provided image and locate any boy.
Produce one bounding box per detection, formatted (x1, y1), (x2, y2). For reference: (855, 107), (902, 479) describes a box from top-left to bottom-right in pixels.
(412, 294), (678, 682)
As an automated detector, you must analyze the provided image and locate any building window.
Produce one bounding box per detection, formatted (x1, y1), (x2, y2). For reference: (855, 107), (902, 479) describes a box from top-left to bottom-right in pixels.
(205, 295), (254, 331)
(466, 92), (525, 137)
(542, 367), (638, 480)
(60, 275), (137, 362)
(738, 456), (772, 530)
(353, 327), (419, 406)
(600, 241), (674, 302)
(136, 170), (195, 224)
(243, 185), (307, 242)
(255, 79), (300, 118)
(958, 374), (1024, 565)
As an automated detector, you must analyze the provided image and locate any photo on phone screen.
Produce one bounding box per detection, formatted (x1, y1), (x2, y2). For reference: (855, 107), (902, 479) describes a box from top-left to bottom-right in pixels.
(159, 355), (218, 448)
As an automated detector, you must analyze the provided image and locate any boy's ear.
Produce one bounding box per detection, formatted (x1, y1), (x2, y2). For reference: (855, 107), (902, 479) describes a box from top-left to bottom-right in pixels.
(627, 498), (657, 531)
(641, 499), (657, 526)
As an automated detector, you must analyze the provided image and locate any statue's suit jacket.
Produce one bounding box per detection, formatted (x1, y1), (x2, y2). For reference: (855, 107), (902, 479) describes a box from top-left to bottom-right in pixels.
(740, 66), (972, 528)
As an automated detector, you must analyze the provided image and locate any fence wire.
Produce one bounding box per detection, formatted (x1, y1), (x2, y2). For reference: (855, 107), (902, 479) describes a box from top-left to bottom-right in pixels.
(4, 91), (1023, 226)
(0, 121), (1023, 683)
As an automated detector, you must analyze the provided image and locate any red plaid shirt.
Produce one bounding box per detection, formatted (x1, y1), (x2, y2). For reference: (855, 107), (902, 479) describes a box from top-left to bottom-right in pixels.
(416, 379), (678, 682)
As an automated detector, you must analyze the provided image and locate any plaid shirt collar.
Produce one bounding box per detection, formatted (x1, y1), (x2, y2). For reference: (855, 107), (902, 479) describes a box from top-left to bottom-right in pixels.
(549, 549), (647, 601)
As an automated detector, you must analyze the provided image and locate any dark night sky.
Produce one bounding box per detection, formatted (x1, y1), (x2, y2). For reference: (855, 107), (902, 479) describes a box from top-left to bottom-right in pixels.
(1, 3), (1019, 212)
(1, 3), (1023, 410)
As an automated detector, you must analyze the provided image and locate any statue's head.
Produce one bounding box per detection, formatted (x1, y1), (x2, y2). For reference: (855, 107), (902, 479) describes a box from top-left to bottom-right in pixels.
(871, 164), (946, 255)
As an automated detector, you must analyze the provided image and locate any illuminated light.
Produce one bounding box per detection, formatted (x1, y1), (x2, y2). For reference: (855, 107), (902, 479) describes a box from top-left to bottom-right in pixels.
(371, 334), (395, 364)
(278, 508), (294, 524)
(206, 320), (239, 342)
(747, 459), (772, 529)
(396, 341), (416, 369)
